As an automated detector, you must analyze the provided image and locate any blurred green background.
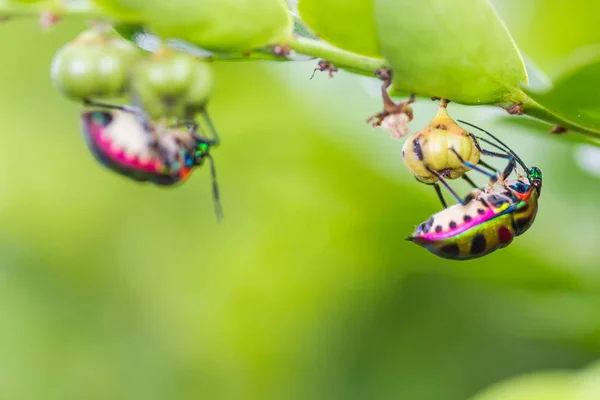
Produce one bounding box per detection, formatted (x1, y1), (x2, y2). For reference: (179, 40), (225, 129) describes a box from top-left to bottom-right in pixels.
(1, 9), (600, 399)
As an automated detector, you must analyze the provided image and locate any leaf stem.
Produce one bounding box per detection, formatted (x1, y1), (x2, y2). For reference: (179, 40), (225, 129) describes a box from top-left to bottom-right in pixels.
(520, 97), (600, 139)
(286, 36), (388, 77)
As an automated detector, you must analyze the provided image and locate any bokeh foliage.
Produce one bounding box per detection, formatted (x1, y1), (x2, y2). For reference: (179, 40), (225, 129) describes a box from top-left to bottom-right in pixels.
(298, 0), (600, 136)
(0, 3), (600, 399)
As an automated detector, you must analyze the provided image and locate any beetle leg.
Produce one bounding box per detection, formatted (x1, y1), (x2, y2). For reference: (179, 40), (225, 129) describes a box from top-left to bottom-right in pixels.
(185, 122), (211, 145)
(480, 149), (517, 179)
(433, 182), (448, 209)
(449, 147), (500, 186)
(168, 122), (201, 152)
(82, 99), (144, 118)
(460, 120), (530, 172)
(424, 165), (466, 205)
(463, 190), (480, 204)
(207, 154), (223, 222)
(470, 133), (518, 176)
(179, 111), (219, 145)
(184, 121), (199, 135)
(169, 119), (199, 135)
(462, 174), (479, 189)
(476, 160), (497, 173)
(415, 177), (448, 208)
(470, 133), (511, 158)
(499, 158), (517, 181)
(200, 110), (220, 146)
(476, 158), (517, 183)
(83, 98), (153, 133)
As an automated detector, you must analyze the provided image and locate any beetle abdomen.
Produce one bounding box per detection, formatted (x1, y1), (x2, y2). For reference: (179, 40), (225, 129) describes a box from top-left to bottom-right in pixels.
(408, 192), (519, 260)
(511, 193), (540, 236)
(82, 110), (165, 175)
(409, 215), (515, 261)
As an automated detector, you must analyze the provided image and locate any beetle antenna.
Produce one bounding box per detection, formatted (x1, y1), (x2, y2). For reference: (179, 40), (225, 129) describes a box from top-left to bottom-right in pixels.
(472, 135), (510, 155)
(201, 109), (220, 146)
(207, 154), (223, 222)
(184, 120), (200, 135)
(457, 120), (529, 172)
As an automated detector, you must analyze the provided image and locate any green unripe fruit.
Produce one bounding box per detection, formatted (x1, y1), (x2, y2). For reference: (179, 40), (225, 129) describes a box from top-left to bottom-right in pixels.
(131, 77), (187, 120)
(50, 29), (141, 100)
(130, 79), (166, 120)
(51, 47), (124, 99)
(110, 35), (142, 65)
(185, 62), (213, 114)
(131, 48), (214, 119)
(134, 50), (196, 98)
(402, 100), (480, 184)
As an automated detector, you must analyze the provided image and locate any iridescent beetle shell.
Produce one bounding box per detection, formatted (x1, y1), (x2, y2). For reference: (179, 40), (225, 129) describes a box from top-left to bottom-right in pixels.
(407, 168), (542, 261)
(79, 101), (223, 220)
(81, 109), (209, 185)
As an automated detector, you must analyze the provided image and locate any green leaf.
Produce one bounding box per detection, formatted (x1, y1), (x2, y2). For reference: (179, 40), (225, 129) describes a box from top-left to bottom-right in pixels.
(112, 22), (146, 42)
(298, 0), (382, 58)
(374, 0), (528, 104)
(91, 0), (294, 52)
(90, 0), (143, 21)
(522, 54), (552, 92)
(490, 0), (600, 76)
(495, 116), (600, 147)
(522, 45), (600, 136)
(470, 371), (577, 400)
(291, 12), (318, 39)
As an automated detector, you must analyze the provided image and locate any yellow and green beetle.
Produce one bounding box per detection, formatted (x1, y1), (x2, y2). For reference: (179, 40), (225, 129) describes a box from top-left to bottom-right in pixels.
(407, 122), (542, 261)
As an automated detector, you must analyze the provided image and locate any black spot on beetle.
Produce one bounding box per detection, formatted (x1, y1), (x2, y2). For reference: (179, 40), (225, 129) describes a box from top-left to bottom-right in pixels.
(413, 139), (424, 161)
(439, 244), (460, 258)
(487, 194), (509, 208)
(514, 216), (532, 234)
(449, 221), (457, 229)
(435, 124), (447, 130)
(471, 234), (487, 255)
(464, 215), (472, 222)
(417, 217), (434, 235)
(510, 182), (529, 193)
(503, 190), (518, 201)
(435, 225), (443, 233)
(477, 208), (485, 215)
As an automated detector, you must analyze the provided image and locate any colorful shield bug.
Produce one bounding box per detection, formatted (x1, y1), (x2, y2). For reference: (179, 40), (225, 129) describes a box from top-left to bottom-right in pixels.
(80, 100), (223, 220)
(407, 122), (542, 261)
(402, 99), (517, 208)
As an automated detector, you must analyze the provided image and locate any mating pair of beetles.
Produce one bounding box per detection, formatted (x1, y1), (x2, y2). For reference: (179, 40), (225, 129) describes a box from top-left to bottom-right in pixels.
(80, 99), (223, 220)
(403, 100), (542, 261)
